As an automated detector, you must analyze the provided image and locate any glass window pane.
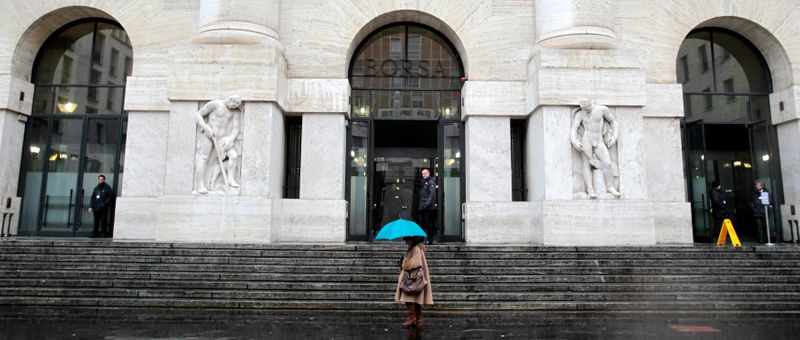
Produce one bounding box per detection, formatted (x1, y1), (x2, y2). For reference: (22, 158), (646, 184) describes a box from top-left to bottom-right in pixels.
(18, 117), (49, 235)
(350, 24), (462, 91)
(442, 122), (462, 237)
(93, 22), (133, 86)
(677, 31), (713, 93)
(684, 94), (749, 123)
(712, 31), (769, 94)
(38, 86), (125, 115)
(33, 22), (95, 84)
(348, 121), (370, 238)
(42, 119), (83, 232)
(79, 118), (120, 232)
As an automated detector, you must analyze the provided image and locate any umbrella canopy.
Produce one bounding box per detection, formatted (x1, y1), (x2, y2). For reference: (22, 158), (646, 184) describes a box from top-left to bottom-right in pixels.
(375, 219), (427, 240)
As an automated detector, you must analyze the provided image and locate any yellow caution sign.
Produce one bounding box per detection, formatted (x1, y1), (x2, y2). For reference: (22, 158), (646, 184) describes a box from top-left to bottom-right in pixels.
(716, 218), (741, 247)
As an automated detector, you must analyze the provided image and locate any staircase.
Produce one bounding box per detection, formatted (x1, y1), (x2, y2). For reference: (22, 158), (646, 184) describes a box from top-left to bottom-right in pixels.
(1, 239), (799, 312)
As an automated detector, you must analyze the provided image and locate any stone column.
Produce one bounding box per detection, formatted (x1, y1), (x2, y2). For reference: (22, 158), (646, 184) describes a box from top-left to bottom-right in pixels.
(534, 0), (617, 49)
(0, 109), (26, 235)
(465, 116), (512, 202)
(777, 121), (800, 241)
(192, 0), (281, 45)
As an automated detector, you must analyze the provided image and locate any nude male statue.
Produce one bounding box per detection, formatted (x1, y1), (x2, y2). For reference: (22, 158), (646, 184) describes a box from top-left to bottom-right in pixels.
(570, 99), (622, 198)
(193, 95), (242, 194)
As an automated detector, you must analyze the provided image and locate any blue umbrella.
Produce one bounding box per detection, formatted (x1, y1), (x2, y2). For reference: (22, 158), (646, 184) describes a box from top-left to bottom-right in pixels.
(375, 219), (427, 240)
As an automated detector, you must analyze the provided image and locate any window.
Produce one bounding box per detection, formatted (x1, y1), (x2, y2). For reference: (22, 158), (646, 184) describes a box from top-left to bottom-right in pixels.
(680, 55), (690, 83)
(283, 117), (302, 199)
(703, 88), (712, 112)
(93, 34), (105, 65)
(109, 48), (119, 77)
(723, 78), (735, 102)
(60, 56), (73, 84)
(511, 119), (527, 201)
(698, 45), (709, 72)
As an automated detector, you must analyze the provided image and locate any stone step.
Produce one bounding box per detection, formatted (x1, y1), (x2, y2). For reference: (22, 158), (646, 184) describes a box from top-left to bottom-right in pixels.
(4, 245), (800, 257)
(3, 286), (799, 301)
(2, 296), (799, 311)
(5, 268), (800, 284)
(0, 278), (797, 294)
(3, 261), (800, 276)
(4, 253), (800, 268)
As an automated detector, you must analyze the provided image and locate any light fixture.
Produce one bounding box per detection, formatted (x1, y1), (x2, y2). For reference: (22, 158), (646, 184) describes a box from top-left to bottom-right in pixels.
(762, 154), (770, 161)
(350, 150), (355, 157)
(733, 161), (742, 167)
(59, 153), (68, 159)
(700, 154), (704, 161)
(447, 158), (455, 166)
(29, 146), (40, 154)
(57, 102), (77, 113)
(455, 151), (461, 159)
(743, 163), (752, 168)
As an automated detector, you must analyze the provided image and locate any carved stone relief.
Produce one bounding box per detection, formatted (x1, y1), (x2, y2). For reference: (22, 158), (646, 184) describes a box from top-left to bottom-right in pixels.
(193, 95), (243, 195)
(570, 99), (621, 199)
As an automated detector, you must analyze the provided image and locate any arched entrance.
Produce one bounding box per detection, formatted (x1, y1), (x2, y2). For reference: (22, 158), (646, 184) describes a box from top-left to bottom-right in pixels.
(346, 23), (465, 242)
(17, 19), (132, 237)
(678, 28), (783, 243)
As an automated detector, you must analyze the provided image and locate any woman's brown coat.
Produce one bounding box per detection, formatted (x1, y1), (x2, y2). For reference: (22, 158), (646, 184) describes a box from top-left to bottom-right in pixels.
(394, 244), (433, 305)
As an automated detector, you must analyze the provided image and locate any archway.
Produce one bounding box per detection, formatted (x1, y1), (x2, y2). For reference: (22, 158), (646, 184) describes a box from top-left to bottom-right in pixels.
(17, 18), (132, 237)
(678, 28), (783, 243)
(346, 22), (465, 242)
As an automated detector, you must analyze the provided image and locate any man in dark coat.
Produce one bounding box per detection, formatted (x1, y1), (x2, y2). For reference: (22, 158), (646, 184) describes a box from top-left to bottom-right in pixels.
(709, 180), (728, 240)
(418, 168), (437, 244)
(88, 175), (115, 238)
(751, 181), (773, 243)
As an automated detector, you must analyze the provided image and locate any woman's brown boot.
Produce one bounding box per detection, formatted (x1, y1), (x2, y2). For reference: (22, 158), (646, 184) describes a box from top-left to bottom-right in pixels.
(402, 303), (417, 327)
(414, 304), (424, 328)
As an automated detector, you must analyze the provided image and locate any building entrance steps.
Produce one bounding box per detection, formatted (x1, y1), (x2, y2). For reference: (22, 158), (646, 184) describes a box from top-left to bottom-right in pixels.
(1, 239), (800, 311)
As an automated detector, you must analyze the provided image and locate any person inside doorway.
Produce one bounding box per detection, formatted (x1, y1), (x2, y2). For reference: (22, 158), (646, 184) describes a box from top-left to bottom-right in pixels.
(751, 181), (773, 244)
(418, 168), (437, 244)
(88, 175), (115, 238)
(709, 180), (729, 240)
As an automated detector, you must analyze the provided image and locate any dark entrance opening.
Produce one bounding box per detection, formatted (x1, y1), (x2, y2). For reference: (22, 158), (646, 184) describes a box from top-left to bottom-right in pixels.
(371, 121), (437, 238)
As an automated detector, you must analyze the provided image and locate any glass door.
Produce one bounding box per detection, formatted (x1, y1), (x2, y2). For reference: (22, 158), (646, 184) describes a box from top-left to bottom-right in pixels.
(440, 122), (463, 242)
(684, 120), (710, 241)
(371, 148), (435, 240)
(749, 121), (781, 240)
(40, 118), (84, 235)
(18, 116), (123, 237)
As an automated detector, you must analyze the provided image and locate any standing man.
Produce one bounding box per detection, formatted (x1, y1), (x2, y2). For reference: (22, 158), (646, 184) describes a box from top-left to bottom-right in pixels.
(751, 181), (773, 243)
(418, 168), (437, 244)
(194, 95), (242, 194)
(709, 180), (728, 240)
(88, 175), (115, 238)
(570, 99), (622, 198)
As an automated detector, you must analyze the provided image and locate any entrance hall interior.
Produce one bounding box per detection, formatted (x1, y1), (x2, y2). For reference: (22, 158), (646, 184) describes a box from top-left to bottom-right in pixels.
(371, 120), (437, 239)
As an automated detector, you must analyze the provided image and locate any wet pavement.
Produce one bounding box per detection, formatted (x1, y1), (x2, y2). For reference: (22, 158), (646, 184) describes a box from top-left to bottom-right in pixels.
(2, 308), (800, 339)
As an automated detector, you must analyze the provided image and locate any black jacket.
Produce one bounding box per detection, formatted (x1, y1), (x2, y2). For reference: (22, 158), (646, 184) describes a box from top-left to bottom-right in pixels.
(751, 189), (772, 217)
(419, 176), (437, 211)
(90, 183), (115, 211)
(709, 188), (727, 219)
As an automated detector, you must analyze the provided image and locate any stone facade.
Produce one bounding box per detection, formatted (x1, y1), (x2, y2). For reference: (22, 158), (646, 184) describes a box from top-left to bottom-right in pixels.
(1, 0), (799, 245)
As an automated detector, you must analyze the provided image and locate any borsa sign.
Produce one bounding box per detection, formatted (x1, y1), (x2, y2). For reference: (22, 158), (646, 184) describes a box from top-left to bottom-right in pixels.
(362, 58), (451, 78)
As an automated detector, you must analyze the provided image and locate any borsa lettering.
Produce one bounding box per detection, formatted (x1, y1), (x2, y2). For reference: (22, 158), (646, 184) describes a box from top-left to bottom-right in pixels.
(363, 58), (449, 78)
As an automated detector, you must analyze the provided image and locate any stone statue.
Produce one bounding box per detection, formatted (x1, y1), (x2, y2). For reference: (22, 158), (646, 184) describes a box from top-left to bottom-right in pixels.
(570, 99), (621, 198)
(193, 95), (242, 194)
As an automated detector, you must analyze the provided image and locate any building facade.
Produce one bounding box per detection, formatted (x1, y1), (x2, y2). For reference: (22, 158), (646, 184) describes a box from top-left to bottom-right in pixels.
(1, 0), (798, 245)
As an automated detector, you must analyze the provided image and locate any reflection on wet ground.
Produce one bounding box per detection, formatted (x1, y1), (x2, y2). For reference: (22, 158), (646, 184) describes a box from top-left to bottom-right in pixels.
(2, 308), (800, 339)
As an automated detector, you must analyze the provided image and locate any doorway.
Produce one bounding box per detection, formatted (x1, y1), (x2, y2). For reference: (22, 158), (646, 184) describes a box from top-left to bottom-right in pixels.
(18, 116), (125, 236)
(371, 120), (437, 238)
(684, 122), (780, 242)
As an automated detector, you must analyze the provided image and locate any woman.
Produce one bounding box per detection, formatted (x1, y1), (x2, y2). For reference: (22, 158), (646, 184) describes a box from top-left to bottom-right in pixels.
(395, 236), (433, 328)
